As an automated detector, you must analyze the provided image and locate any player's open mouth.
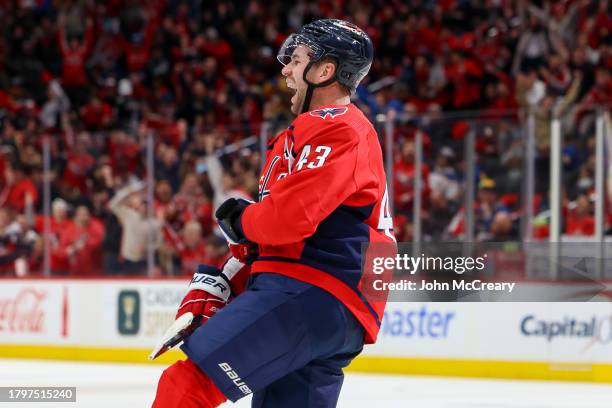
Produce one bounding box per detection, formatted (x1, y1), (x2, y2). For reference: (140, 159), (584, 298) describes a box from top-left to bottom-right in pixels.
(285, 77), (302, 108)
(287, 82), (299, 104)
(286, 78), (297, 91)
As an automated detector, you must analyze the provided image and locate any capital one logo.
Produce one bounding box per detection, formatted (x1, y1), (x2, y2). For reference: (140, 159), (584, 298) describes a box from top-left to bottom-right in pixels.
(520, 314), (612, 347)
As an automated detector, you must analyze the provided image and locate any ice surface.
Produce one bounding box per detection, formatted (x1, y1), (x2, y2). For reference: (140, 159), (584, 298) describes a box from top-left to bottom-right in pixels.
(1, 359), (611, 407)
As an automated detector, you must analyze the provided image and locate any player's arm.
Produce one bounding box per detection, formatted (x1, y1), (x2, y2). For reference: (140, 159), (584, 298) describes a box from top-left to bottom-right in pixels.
(217, 126), (360, 246)
(108, 182), (144, 218)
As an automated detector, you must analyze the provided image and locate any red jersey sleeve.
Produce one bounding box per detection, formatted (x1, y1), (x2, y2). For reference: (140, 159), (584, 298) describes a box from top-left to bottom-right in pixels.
(241, 122), (360, 245)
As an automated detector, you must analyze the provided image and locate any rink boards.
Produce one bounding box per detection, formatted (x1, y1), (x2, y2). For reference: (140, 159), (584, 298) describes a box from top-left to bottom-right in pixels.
(1, 278), (612, 383)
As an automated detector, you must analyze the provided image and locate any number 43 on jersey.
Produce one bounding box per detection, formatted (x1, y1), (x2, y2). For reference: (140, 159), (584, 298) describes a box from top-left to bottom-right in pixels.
(294, 145), (332, 171)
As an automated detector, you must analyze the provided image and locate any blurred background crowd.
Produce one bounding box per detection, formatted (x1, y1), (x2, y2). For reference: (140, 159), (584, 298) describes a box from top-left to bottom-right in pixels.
(0, 0), (610, 276)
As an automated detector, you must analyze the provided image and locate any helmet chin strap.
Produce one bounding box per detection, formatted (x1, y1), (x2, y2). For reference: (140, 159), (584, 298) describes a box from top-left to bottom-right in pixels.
(300, 61), (337, 114)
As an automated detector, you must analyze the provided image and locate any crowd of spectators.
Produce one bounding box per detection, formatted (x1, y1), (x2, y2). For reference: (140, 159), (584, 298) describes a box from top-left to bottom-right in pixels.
(0, 0), (610, 276)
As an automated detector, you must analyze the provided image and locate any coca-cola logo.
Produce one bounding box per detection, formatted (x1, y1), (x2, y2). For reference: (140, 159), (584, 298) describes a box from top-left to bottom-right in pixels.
(0, 288), (46, 333)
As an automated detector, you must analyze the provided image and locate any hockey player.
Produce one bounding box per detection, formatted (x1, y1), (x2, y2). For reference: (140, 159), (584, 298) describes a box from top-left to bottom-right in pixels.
(152, 19), (395, 407)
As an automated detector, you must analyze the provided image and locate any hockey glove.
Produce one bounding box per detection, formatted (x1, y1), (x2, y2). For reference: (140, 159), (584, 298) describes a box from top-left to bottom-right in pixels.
(149, 258), (246, 360)
(216, 198), (251, 244)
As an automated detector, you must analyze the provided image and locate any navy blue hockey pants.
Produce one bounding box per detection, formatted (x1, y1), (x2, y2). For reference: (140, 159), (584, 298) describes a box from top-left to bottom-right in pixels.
(181, 273), (365, 407)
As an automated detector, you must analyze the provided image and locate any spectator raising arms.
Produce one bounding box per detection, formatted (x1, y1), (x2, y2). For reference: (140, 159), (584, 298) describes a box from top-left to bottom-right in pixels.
(201, 135), (252, 212)
(57, 13), (95, 107)
(109, 182), (162, 275)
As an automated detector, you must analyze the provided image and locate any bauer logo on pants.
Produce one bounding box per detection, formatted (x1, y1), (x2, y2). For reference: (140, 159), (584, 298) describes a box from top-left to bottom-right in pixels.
(218, 362), (252, 395)
(117, 290), (140, 335)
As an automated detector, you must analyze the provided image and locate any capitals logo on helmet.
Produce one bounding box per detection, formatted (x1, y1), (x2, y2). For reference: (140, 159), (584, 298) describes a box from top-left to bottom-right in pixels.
(309, 107), (349, 120)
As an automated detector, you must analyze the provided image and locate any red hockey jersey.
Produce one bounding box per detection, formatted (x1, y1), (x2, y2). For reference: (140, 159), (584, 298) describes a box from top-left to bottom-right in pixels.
(240, 104), (395, 344)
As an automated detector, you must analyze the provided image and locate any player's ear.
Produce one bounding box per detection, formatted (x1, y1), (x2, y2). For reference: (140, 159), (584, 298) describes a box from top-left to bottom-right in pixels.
(317, 61), (336, 83)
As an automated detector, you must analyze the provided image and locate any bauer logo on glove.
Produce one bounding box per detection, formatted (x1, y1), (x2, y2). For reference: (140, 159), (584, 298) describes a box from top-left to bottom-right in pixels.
(149, 259), (247, 360)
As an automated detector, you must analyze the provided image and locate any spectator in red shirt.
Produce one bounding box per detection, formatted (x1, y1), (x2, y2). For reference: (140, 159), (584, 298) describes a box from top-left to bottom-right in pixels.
(55, 205), (104, 275)
(80, 95), (114, 130)
(58, 14), (95, 107)
(35, 198), (73, 272)
(108, 130), (142, 177)
(154, 179), (174, 216)
(196, 28), (233, 72)
(566, 193), (595, 236)
(178, 220), (207, 276)
(445, 50), (484, 110)
(61, 133), (96, 198)
(393, 139), (430, 214)
(0, 161), (38, 213)
(0, 89), (20, 113)
(118, 4), (162, 73)
(174, 172), (213, 234)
